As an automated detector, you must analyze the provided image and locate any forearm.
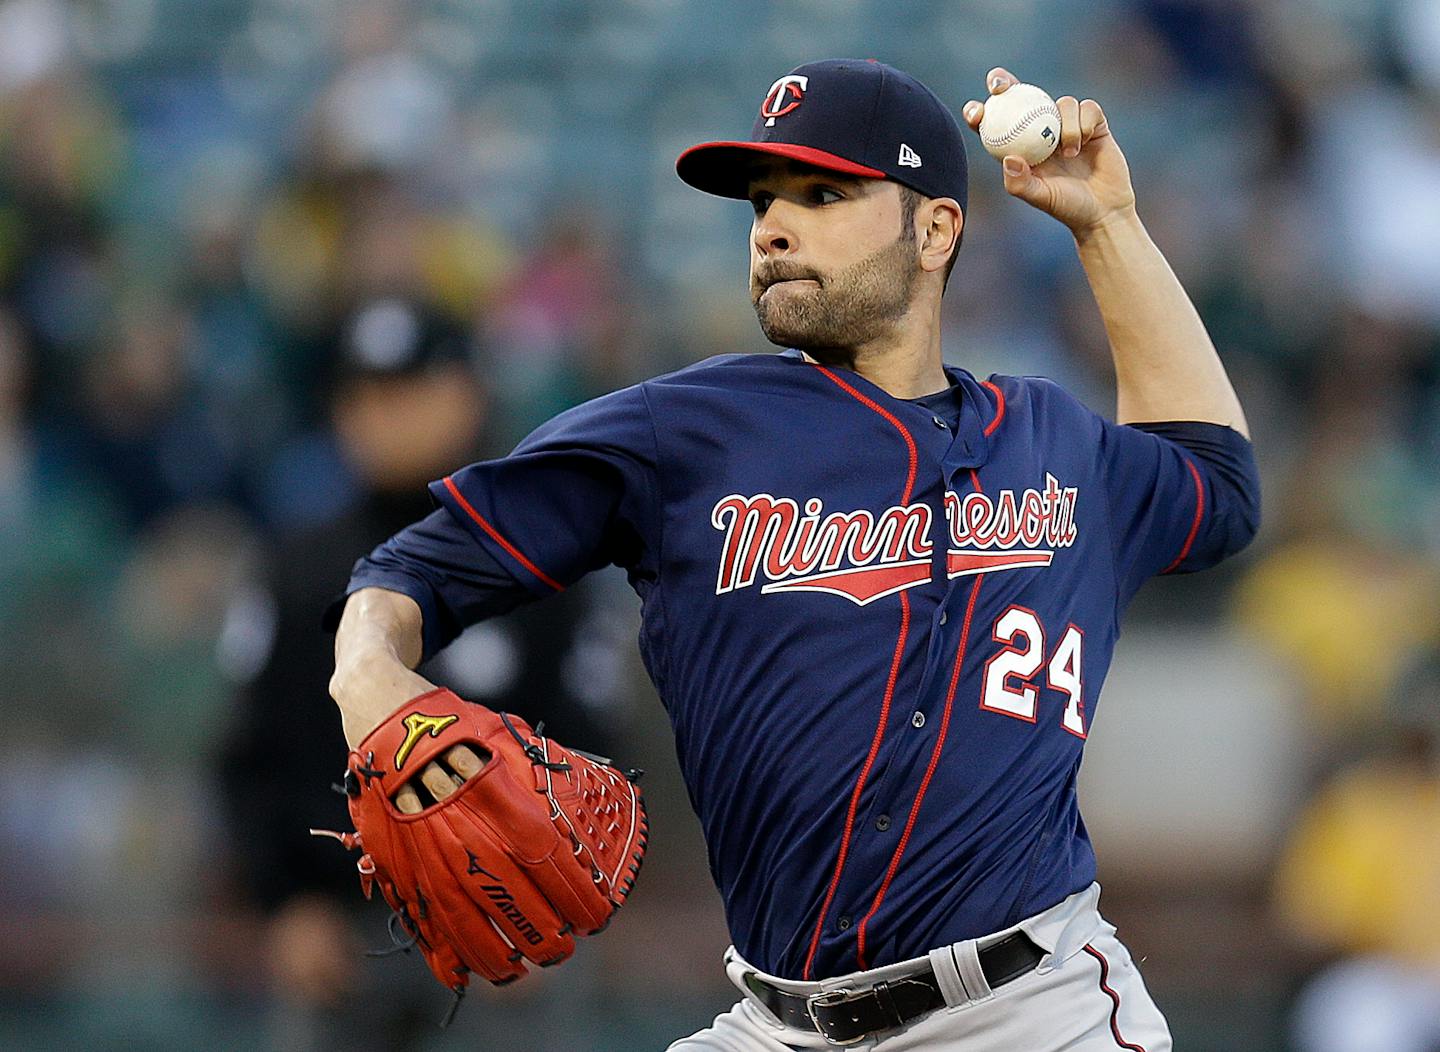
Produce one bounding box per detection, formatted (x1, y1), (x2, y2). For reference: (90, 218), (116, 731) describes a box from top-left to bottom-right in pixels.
(330, 587), (436, 748)
(1075, 207), (1249, 438)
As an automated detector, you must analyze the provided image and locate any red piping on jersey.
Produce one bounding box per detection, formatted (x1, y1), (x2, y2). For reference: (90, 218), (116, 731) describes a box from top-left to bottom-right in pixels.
(801, 366), (918, 981)
(441, 475), (565, 592)
(1161, 458), (1204, 574)
(1082, 944), (1150, 1051)
(811, 368), (919, 492)
(854, 466), (987, 968)
(980, 380), (1006, 436)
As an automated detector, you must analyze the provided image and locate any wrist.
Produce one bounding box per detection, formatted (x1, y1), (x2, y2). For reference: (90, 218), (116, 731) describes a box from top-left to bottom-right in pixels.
(1071, 202), (1141, 245)
(330, 650), (435, 748)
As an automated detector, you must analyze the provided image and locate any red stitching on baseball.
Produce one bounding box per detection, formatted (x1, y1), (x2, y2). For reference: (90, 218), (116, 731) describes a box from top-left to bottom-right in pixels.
(980, 105), (1059, 148)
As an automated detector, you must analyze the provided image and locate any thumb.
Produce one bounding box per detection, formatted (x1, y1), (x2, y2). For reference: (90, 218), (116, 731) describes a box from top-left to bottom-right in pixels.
(1001, 155), (1046, 206)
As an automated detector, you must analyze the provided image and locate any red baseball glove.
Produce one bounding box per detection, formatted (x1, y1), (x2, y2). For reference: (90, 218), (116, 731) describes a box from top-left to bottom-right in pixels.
(316, 688), (647, 1006)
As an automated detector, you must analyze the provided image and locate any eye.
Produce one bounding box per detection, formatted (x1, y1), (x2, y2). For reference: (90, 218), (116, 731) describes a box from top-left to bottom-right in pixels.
(749, 192), (774, 216)
(810, 186), (844, 205)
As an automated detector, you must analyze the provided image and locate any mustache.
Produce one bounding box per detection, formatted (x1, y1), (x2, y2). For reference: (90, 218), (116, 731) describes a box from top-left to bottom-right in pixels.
(752, 263), (823, 290)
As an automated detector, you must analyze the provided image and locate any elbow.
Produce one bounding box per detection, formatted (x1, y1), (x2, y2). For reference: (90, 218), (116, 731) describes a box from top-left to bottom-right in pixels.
(1224, 486), (1262, 560)
(1238, 474), (1262, 552)
(1213, 451), (1263, 561)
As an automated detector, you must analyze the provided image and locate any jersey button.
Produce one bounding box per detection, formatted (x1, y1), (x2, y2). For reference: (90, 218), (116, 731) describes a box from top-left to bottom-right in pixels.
(837, 915), (852, 932)
(875, 814), (891, 831)
(932, 415), (949, 430)
(912, 711), (926, 729)
(939, 610), (948, 625)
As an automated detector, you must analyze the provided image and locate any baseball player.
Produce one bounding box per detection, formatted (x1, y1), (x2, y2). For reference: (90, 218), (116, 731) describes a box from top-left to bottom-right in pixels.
(327, 60), (1258, 1050)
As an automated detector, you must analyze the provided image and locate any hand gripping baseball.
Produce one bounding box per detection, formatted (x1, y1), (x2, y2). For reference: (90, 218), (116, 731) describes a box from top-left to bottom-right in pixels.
(962, 67), (1137, 235)
(316, 688), (647, 1007)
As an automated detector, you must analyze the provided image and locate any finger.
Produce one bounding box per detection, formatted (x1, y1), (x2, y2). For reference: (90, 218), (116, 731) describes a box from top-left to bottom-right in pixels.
(986, 67), (1016, 94)
(446, 744), (486, 780)
(1056, 95), (1081, 158)
(1001, 155), (1046, 207)
(1078, 99), (1109, 143)
(421, 760), (462, 802)
(394, 784), (424, 814)
(962, 100), (983, 130)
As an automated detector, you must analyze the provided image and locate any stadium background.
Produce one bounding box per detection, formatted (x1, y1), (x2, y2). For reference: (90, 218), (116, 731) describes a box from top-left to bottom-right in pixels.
(2, 0), (1439, 1048)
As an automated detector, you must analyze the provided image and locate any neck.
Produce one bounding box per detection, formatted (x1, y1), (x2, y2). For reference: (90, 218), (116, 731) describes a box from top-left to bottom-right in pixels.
(802, 300), (947, 399)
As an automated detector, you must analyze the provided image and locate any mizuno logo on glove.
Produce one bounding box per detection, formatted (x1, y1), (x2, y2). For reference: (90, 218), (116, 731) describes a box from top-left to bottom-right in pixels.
(395, 712), (459, 770)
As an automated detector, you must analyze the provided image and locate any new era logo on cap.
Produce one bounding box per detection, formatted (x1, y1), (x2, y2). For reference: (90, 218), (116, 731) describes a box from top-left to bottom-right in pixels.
(675, 59), (967, 214)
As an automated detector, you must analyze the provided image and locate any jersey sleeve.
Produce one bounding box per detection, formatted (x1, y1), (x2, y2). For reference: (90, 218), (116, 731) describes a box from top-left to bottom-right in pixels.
(1098, 416), (1260, 604)
(339, 509), (536, 660)
(336, 382), (659, 660)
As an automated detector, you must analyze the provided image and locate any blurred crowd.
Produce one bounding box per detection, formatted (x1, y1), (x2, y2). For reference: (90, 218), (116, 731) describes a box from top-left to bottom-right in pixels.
(1, 0), (1438, 1049)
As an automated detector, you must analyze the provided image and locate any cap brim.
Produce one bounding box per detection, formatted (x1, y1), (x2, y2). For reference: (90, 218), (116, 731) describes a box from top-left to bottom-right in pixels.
(676, 141), (887, 199)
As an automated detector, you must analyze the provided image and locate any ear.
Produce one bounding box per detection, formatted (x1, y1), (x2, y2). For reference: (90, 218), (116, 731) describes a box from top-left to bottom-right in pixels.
(918, 198), (962, 277)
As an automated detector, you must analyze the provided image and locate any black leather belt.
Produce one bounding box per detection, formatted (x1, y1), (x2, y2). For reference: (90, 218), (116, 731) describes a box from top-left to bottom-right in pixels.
(742, 931), (1044, 1046)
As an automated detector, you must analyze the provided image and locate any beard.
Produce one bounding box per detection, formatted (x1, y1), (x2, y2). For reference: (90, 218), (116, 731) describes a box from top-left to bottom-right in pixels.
(750, 233), (919, 362)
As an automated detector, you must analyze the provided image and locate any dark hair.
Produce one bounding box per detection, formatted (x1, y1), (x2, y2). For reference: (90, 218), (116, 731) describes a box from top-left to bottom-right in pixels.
(898, 186), (961, 292)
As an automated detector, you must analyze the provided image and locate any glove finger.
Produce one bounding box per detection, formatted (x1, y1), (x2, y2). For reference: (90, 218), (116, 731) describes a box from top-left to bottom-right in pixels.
(410, 912), (472, 989)
(444, 905), (531, 986)
(525, 758), (645, 931)
(516, 839), (614, 934)
(470, 918), (532, 985)
(467, 737), (619, 929)
(369, 816), (497, 988)
(424, 809), (577, 969)
(372, 875), (472, 990)
(363, 751), (577, 971)
(448, 746), (612, 930)
(388, 819), (529, 986)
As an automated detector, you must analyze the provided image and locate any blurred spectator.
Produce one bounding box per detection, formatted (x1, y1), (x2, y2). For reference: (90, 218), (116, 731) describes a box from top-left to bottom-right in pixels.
(0, 66), (126, 415)
(113, 504), (260, 752)
(1233, 360), (1440, 734)
(1273, 683), (1440, 1052)
(309, 0), (456, 177)
(484, 206), (639, 443)
(1311, 81), (1440, 330)
(247, 168), (509, 440)
(216, 297), (626, 1049)
(0, 301), (130, 739)
(67, 294), (248, 530)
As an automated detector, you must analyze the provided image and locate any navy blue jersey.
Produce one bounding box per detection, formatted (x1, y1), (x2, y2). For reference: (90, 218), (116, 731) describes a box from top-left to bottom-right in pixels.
(346, 349), (1259, 980)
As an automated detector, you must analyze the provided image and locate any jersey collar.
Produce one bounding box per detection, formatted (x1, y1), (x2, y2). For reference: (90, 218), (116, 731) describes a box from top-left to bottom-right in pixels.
(776, 348), (993, 471)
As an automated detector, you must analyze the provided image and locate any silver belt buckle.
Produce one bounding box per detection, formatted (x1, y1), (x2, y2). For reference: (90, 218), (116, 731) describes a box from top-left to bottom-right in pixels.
(805, 987), (869, 1047)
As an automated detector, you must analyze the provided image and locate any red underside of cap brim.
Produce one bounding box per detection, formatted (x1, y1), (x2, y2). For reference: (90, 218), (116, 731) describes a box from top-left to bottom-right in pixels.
(676, 141), (887, 199)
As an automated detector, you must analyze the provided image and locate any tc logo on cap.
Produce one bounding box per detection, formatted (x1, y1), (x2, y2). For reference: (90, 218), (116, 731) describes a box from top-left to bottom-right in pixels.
(760, 74), (808, 126)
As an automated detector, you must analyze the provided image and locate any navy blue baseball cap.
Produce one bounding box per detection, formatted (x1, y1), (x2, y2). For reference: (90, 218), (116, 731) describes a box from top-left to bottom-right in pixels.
(335, 298), (475, 381)
(677, 59), (967, 214)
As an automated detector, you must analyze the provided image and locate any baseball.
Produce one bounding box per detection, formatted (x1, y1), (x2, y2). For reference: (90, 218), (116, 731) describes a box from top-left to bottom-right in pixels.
(978, 83), (1061, 166)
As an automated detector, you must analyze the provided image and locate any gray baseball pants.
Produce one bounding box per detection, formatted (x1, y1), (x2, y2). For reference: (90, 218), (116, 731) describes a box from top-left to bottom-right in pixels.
(667, 883), (1172, 1051)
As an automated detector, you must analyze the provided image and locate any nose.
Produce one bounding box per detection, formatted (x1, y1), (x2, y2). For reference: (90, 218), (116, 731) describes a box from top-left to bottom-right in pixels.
(753, 200), (796, 258)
